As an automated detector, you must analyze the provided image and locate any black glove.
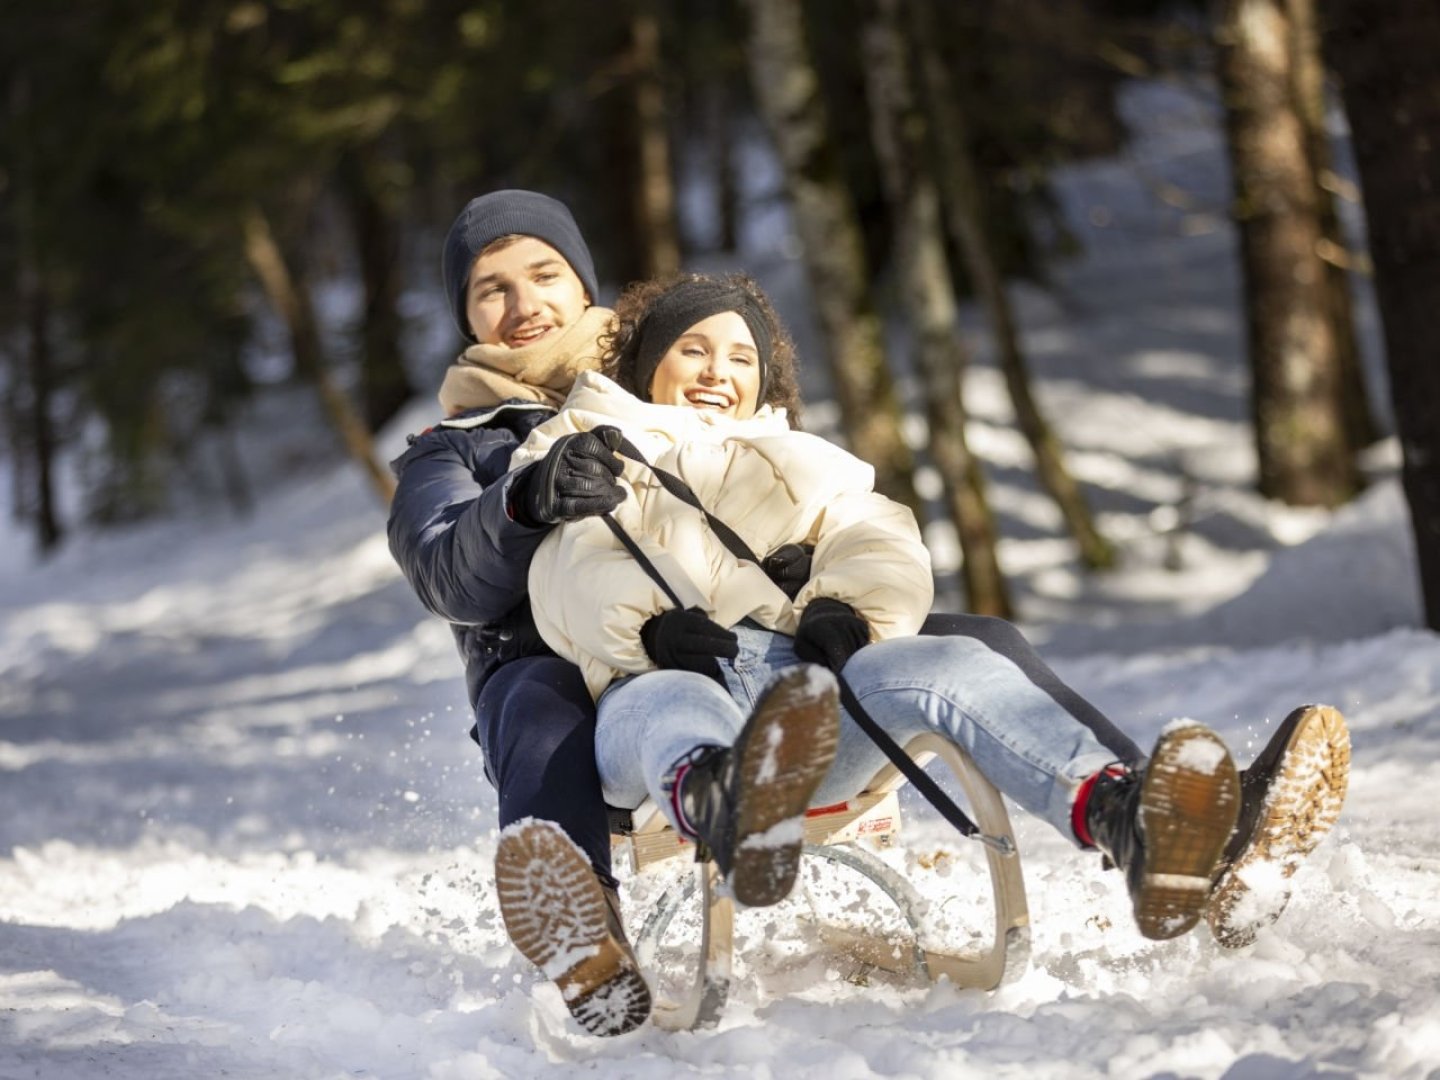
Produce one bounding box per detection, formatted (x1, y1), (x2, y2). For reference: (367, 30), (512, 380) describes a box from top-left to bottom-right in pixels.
(762, 543), (813, 600)
(640, 607), (739, 679)
(794, 598), (870, 673)
(512, 425), (625, 526)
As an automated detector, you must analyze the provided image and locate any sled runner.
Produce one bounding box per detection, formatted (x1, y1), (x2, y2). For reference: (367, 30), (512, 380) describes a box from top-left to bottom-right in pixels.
(609, 733), (1030, 1031)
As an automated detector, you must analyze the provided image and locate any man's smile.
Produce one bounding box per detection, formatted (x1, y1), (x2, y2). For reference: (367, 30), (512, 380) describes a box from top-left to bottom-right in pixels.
(507, 322), (557, 346)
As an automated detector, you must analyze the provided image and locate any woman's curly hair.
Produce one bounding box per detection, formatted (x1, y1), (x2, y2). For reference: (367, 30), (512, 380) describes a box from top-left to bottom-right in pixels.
(599, 272), (804, 428)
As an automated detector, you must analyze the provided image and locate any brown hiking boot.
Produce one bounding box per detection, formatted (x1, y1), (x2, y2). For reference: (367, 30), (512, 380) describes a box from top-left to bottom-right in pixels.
(1087, 722), (1240, 940)
(1206, 704), (1350, 948)
(494, 819), (651, 1037)
(676, 665), (840, 907)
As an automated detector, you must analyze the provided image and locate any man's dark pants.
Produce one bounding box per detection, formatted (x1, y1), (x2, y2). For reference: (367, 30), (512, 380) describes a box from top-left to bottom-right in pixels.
(474, 655), (616, 887)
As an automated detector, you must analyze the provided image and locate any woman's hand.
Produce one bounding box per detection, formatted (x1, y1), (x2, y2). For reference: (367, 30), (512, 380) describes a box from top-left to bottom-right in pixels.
(794, 598), (870, 673)
(640, 607), (739, 679)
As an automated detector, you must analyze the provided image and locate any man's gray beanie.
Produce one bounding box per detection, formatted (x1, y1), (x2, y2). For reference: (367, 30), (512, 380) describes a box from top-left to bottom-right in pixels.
(441, 189), (599, 342)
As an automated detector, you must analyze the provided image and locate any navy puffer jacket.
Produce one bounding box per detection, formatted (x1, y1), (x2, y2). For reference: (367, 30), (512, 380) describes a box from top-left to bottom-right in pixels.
(387, 401), (561, 710)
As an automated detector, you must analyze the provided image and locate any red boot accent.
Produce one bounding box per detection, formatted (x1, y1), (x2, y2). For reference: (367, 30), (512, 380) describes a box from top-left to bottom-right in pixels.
(1072, 765), (1127, 847)
(667, 762), (696, 838)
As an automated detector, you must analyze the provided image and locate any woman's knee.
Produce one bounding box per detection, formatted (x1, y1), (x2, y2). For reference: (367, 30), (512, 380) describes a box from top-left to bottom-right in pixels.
(598, 670), (746, 754)
(601, 669), (735, 717)
(852, 633), (985, 678)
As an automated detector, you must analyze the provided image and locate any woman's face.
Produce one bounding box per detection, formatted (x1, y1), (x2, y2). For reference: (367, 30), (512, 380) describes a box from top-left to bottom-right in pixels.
(648, 310), (762, 420)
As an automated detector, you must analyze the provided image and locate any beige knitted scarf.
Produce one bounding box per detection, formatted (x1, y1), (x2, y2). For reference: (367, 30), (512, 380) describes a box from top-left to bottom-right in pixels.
(437, 305), (614, 416)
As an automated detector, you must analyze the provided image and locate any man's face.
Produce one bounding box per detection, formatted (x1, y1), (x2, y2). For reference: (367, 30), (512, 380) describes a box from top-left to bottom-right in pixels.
(466, 236), (590, 347)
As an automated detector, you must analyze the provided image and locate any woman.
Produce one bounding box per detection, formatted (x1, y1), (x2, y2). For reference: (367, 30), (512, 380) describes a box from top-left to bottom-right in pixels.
(511, 272), (1348, 948)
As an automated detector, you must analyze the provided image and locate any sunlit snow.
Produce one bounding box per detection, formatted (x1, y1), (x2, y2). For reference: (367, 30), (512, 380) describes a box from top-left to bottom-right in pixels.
(2, 80), (1437, 1078)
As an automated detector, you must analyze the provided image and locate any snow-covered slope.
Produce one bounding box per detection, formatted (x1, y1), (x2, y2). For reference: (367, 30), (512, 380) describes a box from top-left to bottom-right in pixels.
(2, 80), (1437, 1079)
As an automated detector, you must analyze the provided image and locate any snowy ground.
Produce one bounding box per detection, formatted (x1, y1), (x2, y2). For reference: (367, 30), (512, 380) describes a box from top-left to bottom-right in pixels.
(3, 80), (1439, 1079)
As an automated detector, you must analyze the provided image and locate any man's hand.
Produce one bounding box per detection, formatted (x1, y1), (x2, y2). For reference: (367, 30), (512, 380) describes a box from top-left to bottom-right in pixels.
(640, 607), (739, 679)
(794, 598), (870, 673)
(513, 425), (625, 526)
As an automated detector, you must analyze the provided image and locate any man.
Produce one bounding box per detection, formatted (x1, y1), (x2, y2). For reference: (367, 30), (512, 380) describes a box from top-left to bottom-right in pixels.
(387, 189), (650, 1037)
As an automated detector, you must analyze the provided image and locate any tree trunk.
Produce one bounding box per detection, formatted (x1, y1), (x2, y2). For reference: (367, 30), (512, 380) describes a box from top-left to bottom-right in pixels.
(1288, 0), (1379, 452)
(214, 419), (255, 519)
(1323, 0), (1440, 629)
(1218, 0), (1359, 508)
(242, 204), (396, 504)
(3, 378), (26, 532)
(595, 77), (649, 289)
(339, 148), (414, 433)
(631, 0), (682, 278)
(708, 74), (739, 254)
(10, 68), (62, 554)
(861, 0), (1012, 618)
(22, 276), (62, 554)
(741, 0), (921, 516)
(907, 0), (1115, 572)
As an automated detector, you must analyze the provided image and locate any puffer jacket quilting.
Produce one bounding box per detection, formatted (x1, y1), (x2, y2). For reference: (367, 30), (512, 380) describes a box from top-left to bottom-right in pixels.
(511, 373), (935, 700)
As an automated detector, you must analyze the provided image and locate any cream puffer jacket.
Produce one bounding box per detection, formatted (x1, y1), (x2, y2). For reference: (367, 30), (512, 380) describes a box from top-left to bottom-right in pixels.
(509, 371), (934, 700)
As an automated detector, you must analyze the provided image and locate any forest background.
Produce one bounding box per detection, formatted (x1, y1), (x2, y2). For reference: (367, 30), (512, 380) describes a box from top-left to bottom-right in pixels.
(2, 0), (1437, 628)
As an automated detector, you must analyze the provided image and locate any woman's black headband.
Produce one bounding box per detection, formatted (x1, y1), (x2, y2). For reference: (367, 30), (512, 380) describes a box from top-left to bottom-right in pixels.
(632, 279), (773, 404)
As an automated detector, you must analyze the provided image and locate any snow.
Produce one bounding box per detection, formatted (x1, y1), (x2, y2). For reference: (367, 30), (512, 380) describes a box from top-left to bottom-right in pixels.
(494, 821), (603, 983)
(1165, 727), (1230, 775)
(738, 819), (806, 852)
(3, 79), (1439, 1078)
(1225, 859), (1293, 934)
(798, 665), (839, 702)
(755, 716), (787, 785)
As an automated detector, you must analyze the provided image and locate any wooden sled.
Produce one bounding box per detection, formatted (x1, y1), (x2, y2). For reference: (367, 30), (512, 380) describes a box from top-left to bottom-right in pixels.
(608, 733), (1031, 1030)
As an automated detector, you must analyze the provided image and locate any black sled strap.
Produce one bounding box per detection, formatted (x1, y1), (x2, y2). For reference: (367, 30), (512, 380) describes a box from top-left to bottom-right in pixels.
(834, 675), (979, 841)
(601, 513), (687, 610)
(604, 439), (984, 843)
(612, 436), (762, 564)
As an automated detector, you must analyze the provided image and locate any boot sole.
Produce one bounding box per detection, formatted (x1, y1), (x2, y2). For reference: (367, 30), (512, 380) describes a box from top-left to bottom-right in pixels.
(1134, 724), (1240, 940)
(727, 666), (841, 908)
(1207, 705), (1350, 948)
(494, 819), (651, 1036)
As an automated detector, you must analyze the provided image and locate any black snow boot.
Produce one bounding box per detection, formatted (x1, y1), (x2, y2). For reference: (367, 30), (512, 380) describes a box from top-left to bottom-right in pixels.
(1205, 704), (1350, 948)
(1086, 722), (1240, 940)
(675, 666), (840, 907)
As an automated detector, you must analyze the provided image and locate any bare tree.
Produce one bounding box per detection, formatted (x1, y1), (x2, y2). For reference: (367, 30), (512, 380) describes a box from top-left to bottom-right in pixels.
(1218, 0), (1359, 507)
(1324, 0), (1440, 629)
(8, 68), (61, 553)
(243, 205), (396, 504)
(907, 0), (1115, 572)
(631, 0), (682, 278)
(741, 0), (921, 516)
(1287, 0), (1379, 452)
(706, 75), (740, 254)
(338, 146), (414, 432)
(861, 0), (1012, 617)
(16, 278), (62, 552)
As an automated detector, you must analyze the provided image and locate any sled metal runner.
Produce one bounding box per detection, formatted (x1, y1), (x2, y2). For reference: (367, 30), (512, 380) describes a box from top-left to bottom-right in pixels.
(611, 734), (1030, 1030)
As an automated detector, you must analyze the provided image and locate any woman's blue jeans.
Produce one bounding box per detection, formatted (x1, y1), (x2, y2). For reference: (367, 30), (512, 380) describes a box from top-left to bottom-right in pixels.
(596, 625), (1121, 846)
